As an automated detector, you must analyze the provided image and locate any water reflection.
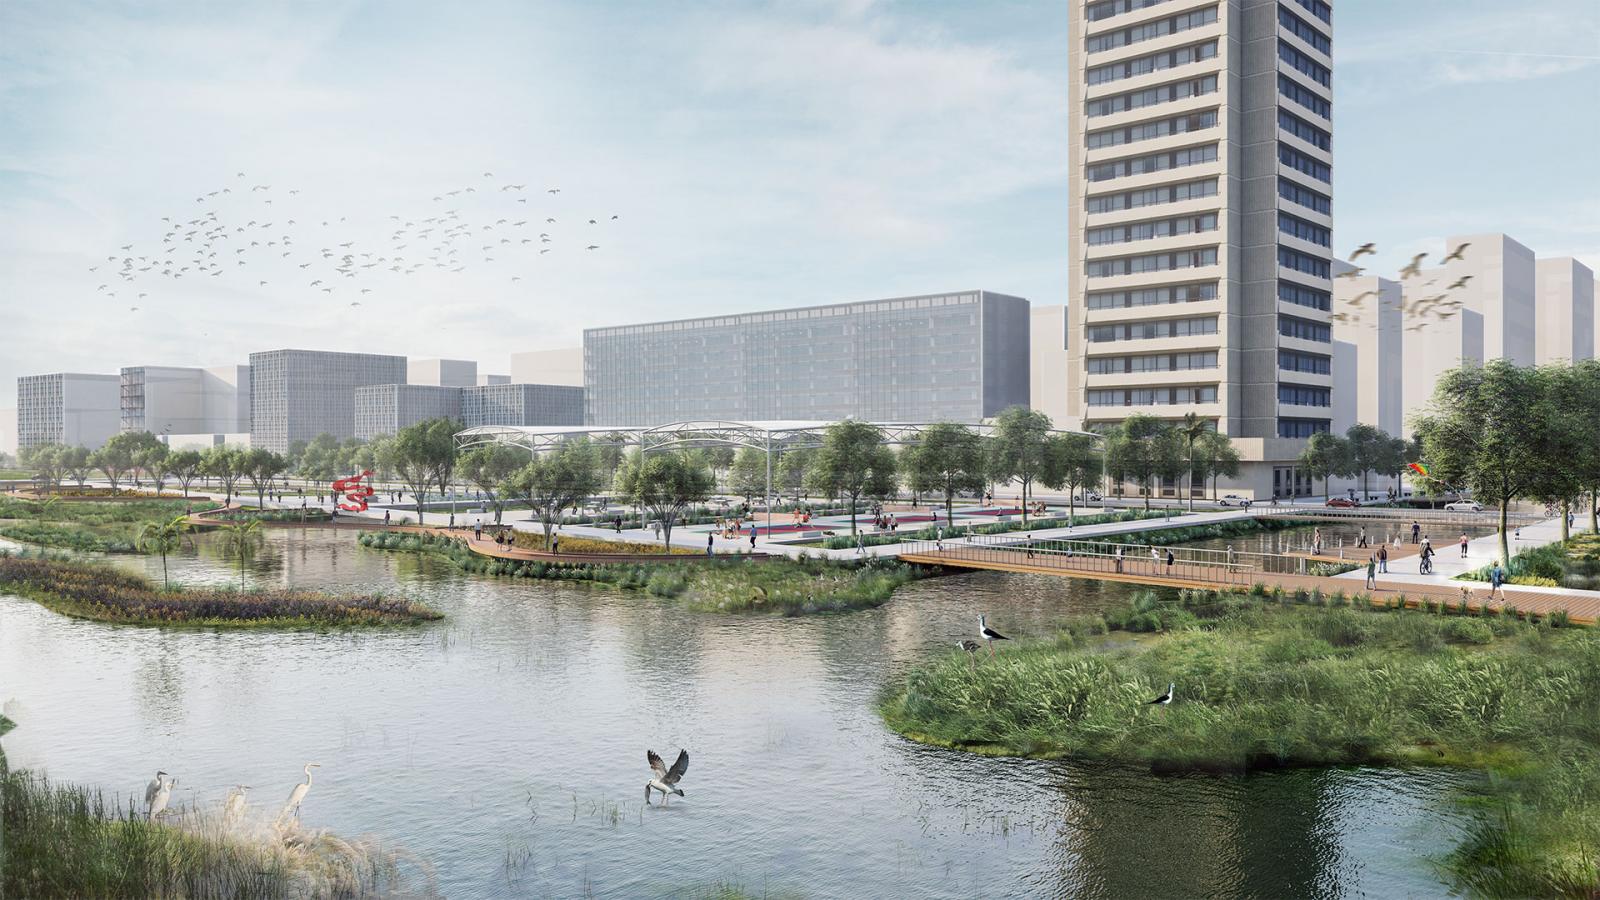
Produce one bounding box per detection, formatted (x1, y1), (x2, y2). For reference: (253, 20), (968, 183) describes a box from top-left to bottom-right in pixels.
(0, 530), (1475, 898)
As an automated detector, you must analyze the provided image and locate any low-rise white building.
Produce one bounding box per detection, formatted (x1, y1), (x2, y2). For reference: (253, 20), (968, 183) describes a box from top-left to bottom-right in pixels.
(1331, 261), (1403, 436)
(1534, 257), (1596, 364)
(120, 364), (250, 436)
(1028, 305), (1072, 429)
(509, 347), (582, 387)
(408, 359), (478, 388)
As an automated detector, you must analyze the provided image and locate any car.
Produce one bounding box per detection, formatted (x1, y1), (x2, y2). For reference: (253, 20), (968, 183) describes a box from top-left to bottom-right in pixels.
(1083, 492), (1103, 503)
(1218, 494), (1248, 506)
(1444, 500), (1484, 512)
(1326, 497), (1359, 508)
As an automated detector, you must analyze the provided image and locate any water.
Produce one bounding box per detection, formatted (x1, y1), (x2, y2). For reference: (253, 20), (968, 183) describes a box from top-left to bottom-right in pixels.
(0, 530), (1478, 898)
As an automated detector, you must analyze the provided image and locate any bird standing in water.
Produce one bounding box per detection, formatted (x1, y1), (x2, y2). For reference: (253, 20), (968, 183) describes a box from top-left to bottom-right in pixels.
(145, 770), (174, 819)
(277, 763), (320, 826)
(645, 749), (689, 806)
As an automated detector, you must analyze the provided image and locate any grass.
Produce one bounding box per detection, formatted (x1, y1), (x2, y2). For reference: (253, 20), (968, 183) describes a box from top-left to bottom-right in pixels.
(0, 497), (223, 554)
(359, 530), (929, 614)
(509, 530), (697, 555)
(0, 767), (430, 897)
(1459, 534), (1600, 587)
(879, 587), (1600, 897)
(0, 550), (442, 627)
(0, 521), (139, 553)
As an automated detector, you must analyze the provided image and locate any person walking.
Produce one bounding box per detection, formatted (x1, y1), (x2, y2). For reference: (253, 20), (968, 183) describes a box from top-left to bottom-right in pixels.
(474, 522), (482, 541)
(706, 532), (714, 557)
(1165, 548), (1175, 574)
(1488, 560), (1505, 600)
(551, 534), (559, 554)
(652, 520), (662, 541)
(615, 515), (623, 533)
(1313, 527), (1323, 556)
(1357, 526), (1367, 548)
(749, 522), (758, 549)
(1365, 554), (1377, 590)
(1377, 543), (1388, 574)
(1115, 545), (1124, 574)
(1411, 520), (1421, 544)
(1226, 544), (1237, 570)
(1459, 532), (1469, 558)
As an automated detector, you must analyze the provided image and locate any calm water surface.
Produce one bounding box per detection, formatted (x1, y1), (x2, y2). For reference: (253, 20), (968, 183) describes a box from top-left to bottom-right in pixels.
(0, 530), (1476, 898)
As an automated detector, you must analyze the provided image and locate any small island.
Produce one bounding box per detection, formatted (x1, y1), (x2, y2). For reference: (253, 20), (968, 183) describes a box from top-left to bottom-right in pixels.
(0, 552), (442, 627)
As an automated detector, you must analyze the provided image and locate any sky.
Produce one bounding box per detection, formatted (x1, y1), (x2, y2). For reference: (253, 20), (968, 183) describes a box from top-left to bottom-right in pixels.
(1, 0), (1597, 397)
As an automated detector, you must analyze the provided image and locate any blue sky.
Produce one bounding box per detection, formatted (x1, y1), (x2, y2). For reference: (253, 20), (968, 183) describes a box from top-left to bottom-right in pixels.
(1, 0), (1596, 397)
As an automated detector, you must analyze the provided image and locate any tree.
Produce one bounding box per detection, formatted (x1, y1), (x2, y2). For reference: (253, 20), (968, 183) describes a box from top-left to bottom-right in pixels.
(705, 446), (737, 488)
(1298, 432), (1352, 501)
(296, 434), (343, 484)
(506, 441), (605, 546)
(120, 431), (166, 487)
(1178, 412), (1210, 511)
(1532, 363), (1591, 540)
(903, 422), (985, 525)
(611, 451), (712, 550)
(92, 432), (142, 493)
(987, 406), (1054, 523)
(805, 420), (897, 535)
(240, 448), (288, 508)
(135, 441), (170, 495)
(1196, 430), (1241, 498)
(166, 450), (204, 498)
(1044, 432), (1102, 523)
(136, 514), (191, 591)
(216, 519), (263, 588)
(382, 423), (442, 520)
(1153, 427), (1188, 504)
(60, 446), (92, 489)
(201, 446), (244, 503)
(1344, 424), (1387, 500)
(424, 419), (462, 504)
(728, 447), (769, 507)
(21, 443), (68, 491)
(460, 444), (525, 525)
(1565, 360), (1600, 532)
(1414, 360), (1548, 565)
(776, 449), (811, 503)
(1115, 414), (1166, 509)
(1101, 425), (1130, 499)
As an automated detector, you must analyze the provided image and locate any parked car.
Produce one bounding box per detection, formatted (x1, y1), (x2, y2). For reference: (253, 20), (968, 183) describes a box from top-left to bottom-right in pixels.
(1082, 492), (1103, 503)
(1218, 494), (1248, 506)
(1326, 497), (1359, 508)
(1444, 500), (1484, 512)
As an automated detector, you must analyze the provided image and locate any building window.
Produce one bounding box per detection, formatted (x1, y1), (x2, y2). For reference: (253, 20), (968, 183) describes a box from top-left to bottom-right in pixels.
(1086, 75), (1219, 118)
(1277, 281), (1331, 311)
(1087, 5), (1218, 53)
(1087, 0), (1172, 21)
(1086, 247), (1218, 278)
(1291, 0), (1331, 27)
(1277, 74), (1330, 119)
(1087, 212), (1218, 246)
(1278, 40), (1331, 87)
(1087, 282), (1217, 309)
(1278, 144), (1331, 182)
(1278, 212), (1330, 247)
(1278, 417), (1331, 438)
(1279, 314), (1331, 342)
(1087, 109), (1218, 150)
(1278, 177), (1331, 215)
(1087, 143), (1218, 182)
(1088, 350), (1218, 374)
(1277, 109), (1330, 151)
(1278, 246), (1330, 278)
(1278, 349), (1331, 374)
(1277, 6), (1331, 55)
(1086, 39), (1218, 86)
(1085, 177), (1217, 214)
(1278, 384), (1330, 406)
(1087, 385), (1219, 406)
(1087, 316), (1218, 342)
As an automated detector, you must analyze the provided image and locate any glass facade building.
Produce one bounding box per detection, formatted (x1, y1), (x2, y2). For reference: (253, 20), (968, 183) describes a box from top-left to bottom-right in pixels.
(582, 291), (1030, 426)
(248, 350), (407, 452)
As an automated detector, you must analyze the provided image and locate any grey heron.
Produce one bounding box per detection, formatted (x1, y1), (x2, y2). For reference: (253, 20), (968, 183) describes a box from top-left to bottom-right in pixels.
(645, 750), (689, 806)
(146, 771), (175, 819)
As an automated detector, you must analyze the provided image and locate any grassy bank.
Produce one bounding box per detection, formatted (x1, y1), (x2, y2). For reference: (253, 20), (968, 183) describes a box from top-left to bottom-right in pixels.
(510, 530), (697, 555)
(880, 587), (1599, 896)
(0, 550), (442, 627)
(360, 530), (927, 614)
(1459, 533), (1600, 588)
(0, 497), (222, 554)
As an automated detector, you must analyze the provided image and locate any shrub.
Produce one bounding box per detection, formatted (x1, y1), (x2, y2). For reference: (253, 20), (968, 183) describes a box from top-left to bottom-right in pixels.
(1443, 618), (1494, 645)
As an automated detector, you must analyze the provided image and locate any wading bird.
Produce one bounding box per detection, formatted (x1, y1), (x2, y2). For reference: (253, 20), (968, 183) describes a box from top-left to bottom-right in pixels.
(223, 785), (251, 828)
(645, 749), (689, 806)
(978, 615), (1009, 656)
(277, 763), (320, 825)
(1148, 682), (1175, 706)
(146, 771), (175, 819)
(958, 639), (981, 670)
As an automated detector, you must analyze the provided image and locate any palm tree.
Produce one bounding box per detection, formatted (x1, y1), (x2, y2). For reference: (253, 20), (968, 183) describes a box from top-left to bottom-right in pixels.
(136, 514), (191, 591)
(33, 496), (59, 526)
(1179, 412), (1209, 512)
(216, 519), (264, 588)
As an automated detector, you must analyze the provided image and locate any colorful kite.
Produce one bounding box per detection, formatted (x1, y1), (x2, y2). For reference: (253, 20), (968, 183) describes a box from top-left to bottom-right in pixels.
(1408, 462), (1430, 478)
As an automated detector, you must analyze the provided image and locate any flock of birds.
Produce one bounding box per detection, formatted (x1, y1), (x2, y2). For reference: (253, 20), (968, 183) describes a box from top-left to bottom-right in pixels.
(143, 762), (320, 828)
(92, 172), (619, 314)
(1334, 240), (1475, 333)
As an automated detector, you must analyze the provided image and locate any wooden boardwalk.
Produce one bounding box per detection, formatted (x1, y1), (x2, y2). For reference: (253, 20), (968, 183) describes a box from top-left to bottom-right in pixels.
(899, 544), (1600, 625)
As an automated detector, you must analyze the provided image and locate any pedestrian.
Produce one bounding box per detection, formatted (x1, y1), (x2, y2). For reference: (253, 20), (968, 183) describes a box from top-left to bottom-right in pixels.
(475, 522), (482, 541)
(1165, 548), (1175, 572)
(1377, 544), (1388, 573)
(449, 512), (455, 529)
(1149, 545), (1160, 569)
(1313, 527), (1323, 556)
(652, 520), (662, 541)
(749, 523), (758, 549)
(615, 515), (622, 533)
(856, 531), (866, 556)
(1115, 546), (1124, 574)
(384, 509), (391, 527)
(1025, 535), (1034, 559)
(552, 534), (559, 554)
(1459, 532), (1469, 558)
(1365, 554), (1377, 589)
(1357, 526), (1367, 548)
(1226, 544), (1237, 569)
(1411, 521), (1421, 544)
(1489, 560), (1505, 600)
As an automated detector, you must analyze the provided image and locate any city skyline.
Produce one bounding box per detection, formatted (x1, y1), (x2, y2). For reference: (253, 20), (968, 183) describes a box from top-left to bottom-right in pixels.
(2, 0), (1597, 399)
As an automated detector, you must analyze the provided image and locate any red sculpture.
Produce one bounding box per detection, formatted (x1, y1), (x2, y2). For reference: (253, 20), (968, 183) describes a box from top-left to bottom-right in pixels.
(331, 470), (376, 512)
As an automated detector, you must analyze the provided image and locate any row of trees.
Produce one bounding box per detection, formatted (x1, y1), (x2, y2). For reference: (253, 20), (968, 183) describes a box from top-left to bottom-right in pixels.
(1296, 425), (1419, 501)
(19, 437), (291, 506)
(1414, 358), (1600, 563)
(1100, 412), (1241, 511)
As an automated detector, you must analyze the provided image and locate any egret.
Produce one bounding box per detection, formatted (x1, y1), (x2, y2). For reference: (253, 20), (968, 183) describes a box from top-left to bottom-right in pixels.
(645, 749), (689, 806)
(277, 763), (321, 825)
(223, 785), (251, 829)
(146, 771), (175, 819)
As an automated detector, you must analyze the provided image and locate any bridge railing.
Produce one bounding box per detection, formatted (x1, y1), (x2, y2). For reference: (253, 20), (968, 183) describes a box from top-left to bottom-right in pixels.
(898, 533), (1346, 587)
(1250, 504), (1539, 526)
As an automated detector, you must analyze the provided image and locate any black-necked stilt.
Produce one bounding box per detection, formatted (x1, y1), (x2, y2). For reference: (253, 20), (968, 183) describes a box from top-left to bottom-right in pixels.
(957, 639), (981, 670)
(646, 749), (690, 806)
(1148, 682), (1175, 706)
(978, 615), (1009, 656)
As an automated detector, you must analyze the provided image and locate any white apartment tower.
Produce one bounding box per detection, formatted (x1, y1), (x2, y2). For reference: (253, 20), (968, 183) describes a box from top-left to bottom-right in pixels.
(1067, 0), (1335, 499)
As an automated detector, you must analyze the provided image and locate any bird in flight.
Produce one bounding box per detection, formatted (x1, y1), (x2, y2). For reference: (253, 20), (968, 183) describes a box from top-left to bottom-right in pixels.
(586, 245), (599, 250)
(1448, 276), (1473, 290)
(1336, 266), (1364, 280)
(1348, 243), (1375, 260)
(350, 301), (361, 307)
(1400, 253), (1427, 279)
(1442, 242), (1471, 263)
(547, 188), (560, 194)
(645, 749), (689, 806)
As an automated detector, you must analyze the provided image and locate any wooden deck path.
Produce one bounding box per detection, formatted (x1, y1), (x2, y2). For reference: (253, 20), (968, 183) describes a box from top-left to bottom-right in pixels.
(898, 547), (1600, 625)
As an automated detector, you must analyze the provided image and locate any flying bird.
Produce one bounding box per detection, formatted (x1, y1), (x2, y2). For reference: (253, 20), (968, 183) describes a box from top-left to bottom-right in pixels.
(586, 245), (599, 250)
(547, 188), (561, 194)
(1348, 242), (1375, 260)
(1442, 242), (1471, 263)
(1448, 276), (1473, 290)
(978, 615), (1009, 657)
(1400, 253), (1427, 279)
(645, 749), (689, 806)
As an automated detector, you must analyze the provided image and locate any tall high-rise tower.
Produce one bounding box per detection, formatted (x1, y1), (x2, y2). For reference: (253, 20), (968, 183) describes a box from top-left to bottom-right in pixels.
(1066, 0), (1334, 499)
